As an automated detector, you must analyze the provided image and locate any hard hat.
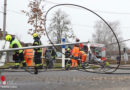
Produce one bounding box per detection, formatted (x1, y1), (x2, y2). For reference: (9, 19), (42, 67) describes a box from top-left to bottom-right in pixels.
(67, 48), (70, 51)
(5, 35), (12, 41)
(33, 33), (38, 38)
(76, 38), (80, 42)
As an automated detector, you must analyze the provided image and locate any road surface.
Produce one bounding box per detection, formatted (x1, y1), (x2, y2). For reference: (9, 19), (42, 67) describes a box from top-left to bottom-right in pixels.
(0, 68), (130, 90)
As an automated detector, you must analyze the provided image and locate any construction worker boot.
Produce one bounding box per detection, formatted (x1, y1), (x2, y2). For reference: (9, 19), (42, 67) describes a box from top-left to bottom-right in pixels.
(34, 67), (38, 74)
(65, 64), (71, 70)
(37, 65), (43, 69)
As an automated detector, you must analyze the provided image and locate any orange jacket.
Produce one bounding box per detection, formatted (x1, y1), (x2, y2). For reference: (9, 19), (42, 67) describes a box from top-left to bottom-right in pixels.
(79, 43), (83, 49)
(72, 46), (79, 57)
(82, 54), (87, 62)
(24, 49), (33, 58)
(79, 51), (87, 62)
(73, 43), (83, 50)
(79, 51), (83, 59)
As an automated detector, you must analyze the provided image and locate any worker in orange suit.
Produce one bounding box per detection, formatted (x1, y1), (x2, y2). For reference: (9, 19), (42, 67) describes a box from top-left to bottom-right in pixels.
(71, 44), (79, 68)
(79, 50), (87, 68)
(24, 44), (33, 66)
(81, 51), (87, 63)
(79, 50), (87, 62)
(79, 51), (84, 60)
(75, 38), (83, 50)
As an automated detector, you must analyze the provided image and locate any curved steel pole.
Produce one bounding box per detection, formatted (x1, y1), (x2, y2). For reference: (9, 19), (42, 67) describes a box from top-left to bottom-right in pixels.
(44, 4), (121, 73)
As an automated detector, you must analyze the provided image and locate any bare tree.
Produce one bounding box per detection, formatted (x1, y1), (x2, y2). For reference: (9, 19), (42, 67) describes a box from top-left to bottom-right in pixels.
(92, 20), (125, 55)
(47, 9), (76, 44)
(22, 0), (45, 37)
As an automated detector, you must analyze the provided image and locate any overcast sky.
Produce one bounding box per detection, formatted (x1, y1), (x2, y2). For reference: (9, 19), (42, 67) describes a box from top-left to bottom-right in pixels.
(0, 0), (130, 47)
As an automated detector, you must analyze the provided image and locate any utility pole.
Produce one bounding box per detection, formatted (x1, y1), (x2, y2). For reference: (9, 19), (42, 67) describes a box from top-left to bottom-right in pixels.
(34, 0), (38, 33)
(3, 0), (7, 39)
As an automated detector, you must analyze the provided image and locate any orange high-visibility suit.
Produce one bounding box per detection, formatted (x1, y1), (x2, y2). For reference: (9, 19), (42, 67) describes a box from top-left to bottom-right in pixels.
(79, 51), (84, 59)
(72, 46), (79, 67)
(24, 49), (33, 66)
(79, 51), (87, 63)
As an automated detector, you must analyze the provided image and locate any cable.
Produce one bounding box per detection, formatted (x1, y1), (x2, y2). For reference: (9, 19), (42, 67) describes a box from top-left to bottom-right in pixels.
(72, 24), (94, 28)
(7, 9), (23, 14)
(94, 10), (130, 15)
(45, 0), (58, 5)
(44, 4), (121, 74)
(72, 23), (130, 28)
(107, 39), (130, 46)
(47, 19), (130, 29)
(46, 0), (130, 15)
(0, 7), (24, 15)
(1, 0), (130, 16)
(72, 24), (130, 28)
(1, 0), (130, 15)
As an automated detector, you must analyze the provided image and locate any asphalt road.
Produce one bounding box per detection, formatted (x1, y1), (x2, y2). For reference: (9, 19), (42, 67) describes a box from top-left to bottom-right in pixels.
(1, 68), (130, 90)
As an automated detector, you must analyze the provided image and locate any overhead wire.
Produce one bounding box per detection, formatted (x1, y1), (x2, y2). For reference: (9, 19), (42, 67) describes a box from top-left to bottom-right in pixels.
(1, 0), (130, 15)
(107, 38), (130, 46)
(1, 0), (130, 37)
(7, 9), (23, 14)
(45, 0), (130, 15)
(1, 0), (130, 16)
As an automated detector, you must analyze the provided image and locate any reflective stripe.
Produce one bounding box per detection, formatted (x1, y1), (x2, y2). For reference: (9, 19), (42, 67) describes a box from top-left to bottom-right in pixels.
(21, 60), (26, 63)
(52, 56), (56, 58)
(33, 40), (42, 52)
(25, 52), (33, 53)
(37, 50), (42, 52)
(10, 38), (23, 53)
(24, 55), (33, 58)
(15, 63), (20, 65)
(105, 61), (110, 66)
(24, 55), (33, 56)
(34, 42), (39, 45)
(24, 49), (33, 58)
(36, 63), (42, 67)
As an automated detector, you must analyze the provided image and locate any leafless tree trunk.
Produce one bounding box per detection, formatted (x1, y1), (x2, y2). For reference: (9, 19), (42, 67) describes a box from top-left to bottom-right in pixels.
(92, 20), (125, 56)
(48, 9), (76, 44)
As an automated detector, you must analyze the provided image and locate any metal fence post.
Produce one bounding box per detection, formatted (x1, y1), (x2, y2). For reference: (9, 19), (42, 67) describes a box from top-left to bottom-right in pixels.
(62, 38), (65, 68)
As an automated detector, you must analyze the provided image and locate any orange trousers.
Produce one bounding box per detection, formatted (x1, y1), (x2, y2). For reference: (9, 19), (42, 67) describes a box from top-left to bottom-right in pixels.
(82, 54), (87, 63)
(72, 59), (77, 67)
(25, 58), (32, 66)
